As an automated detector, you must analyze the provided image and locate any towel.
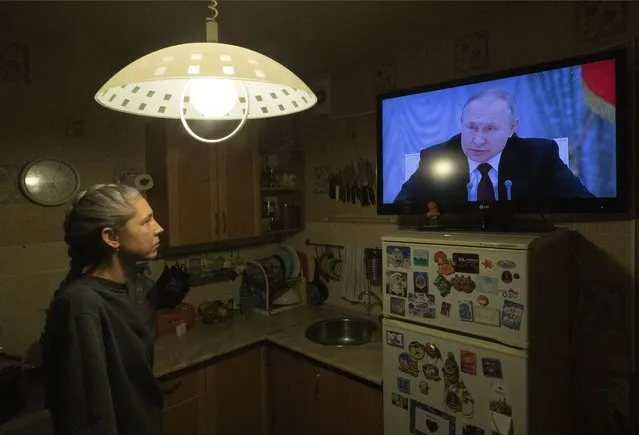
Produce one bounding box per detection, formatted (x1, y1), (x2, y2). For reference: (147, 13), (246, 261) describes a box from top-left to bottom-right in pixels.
(338, 246), (368, 302)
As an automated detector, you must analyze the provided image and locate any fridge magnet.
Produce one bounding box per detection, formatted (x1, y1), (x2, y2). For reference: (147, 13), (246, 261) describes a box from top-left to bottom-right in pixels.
(500, 288), (520, 299)
(392, 392), (409, 410)
(422, 363), (441, 381)
(481, 258), (494, 270)
(477, 295), (489, 306)
(440, 301), (451, 317)
(413, 272), (429, 293)
(473, 306), (501, 327)
(399, 352), (420, 377)
(386, 330), (405, 348)
(434, 274), (452, 297)
(481, 358), (503, 378)
(390, 297), (407, 316)
(397, 377), (411, 394)
(458, 300), (474, 322)
(413, 249), (429, 267)
(451, 275), (476, 293)
(408, 341), (426, 360)
(386, 246), (411, 269)
(460, 350), (477, 375)
(496, 259), (516, 269)
(462, 423), (485, 435)
(476, 276), (498, 295)
(501, 300), (524, 331)
(489, 384), (513, 434)
(434, 251), (455, 275)
(513, 273), (520, 280)
(408, 293), (436, 319)
(386, 271), (408, 297)
(452, 253), (479, 274)
(410, 399), (456, 435)
(500, 270), (513, 284)
(424, 342), (443, 361)
(418, 380), (430, 395)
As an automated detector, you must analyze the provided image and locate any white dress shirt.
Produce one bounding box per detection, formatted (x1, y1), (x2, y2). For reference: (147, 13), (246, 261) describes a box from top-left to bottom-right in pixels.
(467, 153), (502, 201)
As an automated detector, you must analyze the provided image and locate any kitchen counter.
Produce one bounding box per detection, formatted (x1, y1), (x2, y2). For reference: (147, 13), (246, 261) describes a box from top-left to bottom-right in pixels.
(0, 305), (382, 434)
(154, 305), (383, 385)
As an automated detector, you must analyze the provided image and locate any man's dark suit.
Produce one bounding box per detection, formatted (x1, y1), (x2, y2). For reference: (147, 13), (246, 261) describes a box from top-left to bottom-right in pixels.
(394, 133), (594, 204)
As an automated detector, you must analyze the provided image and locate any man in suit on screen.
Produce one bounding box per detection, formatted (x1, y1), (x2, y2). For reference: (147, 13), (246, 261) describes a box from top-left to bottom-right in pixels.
(393, 89), (594, 205)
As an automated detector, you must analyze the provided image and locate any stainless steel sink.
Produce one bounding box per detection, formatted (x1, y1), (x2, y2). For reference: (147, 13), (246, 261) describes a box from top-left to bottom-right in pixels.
(305, 317), (379, 346)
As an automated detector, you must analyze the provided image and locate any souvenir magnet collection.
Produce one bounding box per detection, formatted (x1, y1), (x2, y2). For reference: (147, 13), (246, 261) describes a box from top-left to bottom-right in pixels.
(386, 330), (405, 348)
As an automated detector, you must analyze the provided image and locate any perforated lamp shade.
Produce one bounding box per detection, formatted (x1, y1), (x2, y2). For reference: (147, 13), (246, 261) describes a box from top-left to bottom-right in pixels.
(94, 42), (317, 120)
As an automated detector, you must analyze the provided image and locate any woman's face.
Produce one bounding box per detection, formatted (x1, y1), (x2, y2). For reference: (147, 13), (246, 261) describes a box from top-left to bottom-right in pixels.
(117, 196), (164, 260)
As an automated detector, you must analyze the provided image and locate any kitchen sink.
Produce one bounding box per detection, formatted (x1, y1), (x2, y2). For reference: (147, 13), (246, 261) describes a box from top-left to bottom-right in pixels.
(305, 317), (379, 347)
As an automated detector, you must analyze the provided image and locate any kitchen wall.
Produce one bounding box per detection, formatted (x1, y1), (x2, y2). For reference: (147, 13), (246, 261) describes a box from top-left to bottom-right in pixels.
(285, 2), (638, 432)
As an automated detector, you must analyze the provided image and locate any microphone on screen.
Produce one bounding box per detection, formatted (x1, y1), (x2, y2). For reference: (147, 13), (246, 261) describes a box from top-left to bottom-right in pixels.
(504, 180), (513, 201)
(467, 182), (473, 202)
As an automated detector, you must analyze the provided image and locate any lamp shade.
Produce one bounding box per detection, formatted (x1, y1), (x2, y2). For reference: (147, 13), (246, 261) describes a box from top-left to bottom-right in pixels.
(95, 42), (317, 120)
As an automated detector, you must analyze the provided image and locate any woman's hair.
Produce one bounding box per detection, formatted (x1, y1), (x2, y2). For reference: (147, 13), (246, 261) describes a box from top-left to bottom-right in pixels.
(56, 183), (141, 293)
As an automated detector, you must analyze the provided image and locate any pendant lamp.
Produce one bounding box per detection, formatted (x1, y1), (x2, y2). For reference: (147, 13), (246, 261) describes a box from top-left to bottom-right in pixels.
(94, 0), (317, 143)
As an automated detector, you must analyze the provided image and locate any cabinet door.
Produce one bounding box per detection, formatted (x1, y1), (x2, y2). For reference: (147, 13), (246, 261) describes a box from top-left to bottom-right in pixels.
(167, 125), (220, 246)
(206, 345), (267, 435)
(163, 397), (205, 435)
(317, 367), (383, 435)
(268, 346), (320, 435)
(217, 130), (260, 240)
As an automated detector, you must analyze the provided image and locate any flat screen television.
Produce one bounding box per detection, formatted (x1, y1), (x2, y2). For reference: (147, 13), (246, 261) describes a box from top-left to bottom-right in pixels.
(376, 48), (630, 219)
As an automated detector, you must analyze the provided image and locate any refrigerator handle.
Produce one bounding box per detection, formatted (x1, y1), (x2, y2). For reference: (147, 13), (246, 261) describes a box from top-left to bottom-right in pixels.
(314, 370), (320, 401)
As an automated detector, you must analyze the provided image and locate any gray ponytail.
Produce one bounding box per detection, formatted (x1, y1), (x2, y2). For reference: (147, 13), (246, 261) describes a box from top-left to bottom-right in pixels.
(54, 183), (141, 295)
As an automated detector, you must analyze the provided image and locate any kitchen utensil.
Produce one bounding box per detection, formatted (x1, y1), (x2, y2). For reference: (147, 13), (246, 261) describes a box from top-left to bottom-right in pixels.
(307, 257), (328, 305)
(364, 248), (382, 284)
(359, 157), (370, 206)
(365, 158), (376, 205)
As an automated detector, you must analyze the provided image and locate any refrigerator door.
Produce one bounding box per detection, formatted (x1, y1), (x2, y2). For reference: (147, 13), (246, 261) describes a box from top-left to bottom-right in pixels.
(382, 241), (529, 348)
(383, 318), (527, 435)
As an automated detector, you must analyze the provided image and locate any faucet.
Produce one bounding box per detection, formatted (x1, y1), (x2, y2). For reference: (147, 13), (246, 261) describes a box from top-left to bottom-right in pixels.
(357, 289), (383, 309)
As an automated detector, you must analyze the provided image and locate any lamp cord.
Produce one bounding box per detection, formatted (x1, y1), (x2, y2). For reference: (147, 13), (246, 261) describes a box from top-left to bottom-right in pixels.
(207, 0), (218, 22)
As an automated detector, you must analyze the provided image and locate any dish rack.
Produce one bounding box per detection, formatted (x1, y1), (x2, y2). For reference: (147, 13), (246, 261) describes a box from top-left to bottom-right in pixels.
(246, 259), (305, 316)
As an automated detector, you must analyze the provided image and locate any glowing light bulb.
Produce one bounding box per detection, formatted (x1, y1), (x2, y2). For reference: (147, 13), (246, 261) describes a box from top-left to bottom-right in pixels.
(189, 79), (238, 117)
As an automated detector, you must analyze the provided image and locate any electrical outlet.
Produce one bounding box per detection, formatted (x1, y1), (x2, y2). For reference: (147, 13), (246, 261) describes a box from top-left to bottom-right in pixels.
(606, 376), (631, 431)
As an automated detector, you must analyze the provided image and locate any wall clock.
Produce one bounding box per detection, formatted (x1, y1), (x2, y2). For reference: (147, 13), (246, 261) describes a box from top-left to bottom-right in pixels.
(18, 158), (80, 206)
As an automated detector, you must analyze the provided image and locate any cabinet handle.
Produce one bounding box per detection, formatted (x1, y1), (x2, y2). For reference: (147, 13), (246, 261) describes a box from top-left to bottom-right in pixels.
(222, 211), (227, 234)
(314, 370), (320, 401)
(214, 212), (219, 236)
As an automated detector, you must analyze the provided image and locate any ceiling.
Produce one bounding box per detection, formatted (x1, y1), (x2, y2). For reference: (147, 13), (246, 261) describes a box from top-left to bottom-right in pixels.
(1, 1), (498, 77)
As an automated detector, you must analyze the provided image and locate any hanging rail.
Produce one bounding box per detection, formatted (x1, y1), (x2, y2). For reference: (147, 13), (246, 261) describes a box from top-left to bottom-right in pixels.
(305, 239), (344, 249)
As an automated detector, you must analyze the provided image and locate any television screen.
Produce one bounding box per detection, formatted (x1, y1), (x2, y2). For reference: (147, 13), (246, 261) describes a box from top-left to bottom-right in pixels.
(377, 48), (628, 215)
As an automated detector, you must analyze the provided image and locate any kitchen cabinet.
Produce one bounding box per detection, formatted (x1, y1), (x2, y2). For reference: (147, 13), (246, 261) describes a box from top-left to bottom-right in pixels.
(145, 120), (261, 250)
(268, 346), (383, 435)
(205, 345), (268, 435)
(160, 365), (207, 435)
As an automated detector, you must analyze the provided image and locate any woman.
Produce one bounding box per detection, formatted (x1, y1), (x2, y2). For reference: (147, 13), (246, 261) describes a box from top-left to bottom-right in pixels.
(42, 183), (166, 435)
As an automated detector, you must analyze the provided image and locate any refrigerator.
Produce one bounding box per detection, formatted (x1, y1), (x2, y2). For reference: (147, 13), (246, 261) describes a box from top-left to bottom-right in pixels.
(381, 229), (572, 435)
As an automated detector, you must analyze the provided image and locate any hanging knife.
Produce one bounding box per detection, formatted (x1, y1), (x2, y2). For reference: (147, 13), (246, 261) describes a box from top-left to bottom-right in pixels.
(365, 158), (376, 206)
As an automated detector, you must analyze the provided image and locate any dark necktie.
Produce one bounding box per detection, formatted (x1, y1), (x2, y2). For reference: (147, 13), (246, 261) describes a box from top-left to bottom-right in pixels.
(477, 163), (495, 201)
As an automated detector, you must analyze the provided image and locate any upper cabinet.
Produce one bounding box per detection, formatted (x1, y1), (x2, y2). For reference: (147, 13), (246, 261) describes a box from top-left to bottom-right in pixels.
(145, 120), (261, 251)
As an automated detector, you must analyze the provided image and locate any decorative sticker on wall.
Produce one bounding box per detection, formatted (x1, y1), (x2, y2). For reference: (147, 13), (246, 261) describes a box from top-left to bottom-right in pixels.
(474, 306), (501, 327)
(434, 251), (455, 275)
(440, 301), (451, 317)
(413, 249), (429, 267)
(408, 341), (426, 360)
(451, 274), (476, 294)
(408, 293), (436, 319)
(387, 246), (411, 269)
(386, 330), (405, 348)
(387, 271), (408, 297)
(501, 300), (524, 331)
(419, 380), (430, 395)
(434, 275), (452, 297)
(413, 271), (429, 293)
(390, 296), (406, 316)
(481, 258), (494, 271)
(454, 30), (488, 74)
